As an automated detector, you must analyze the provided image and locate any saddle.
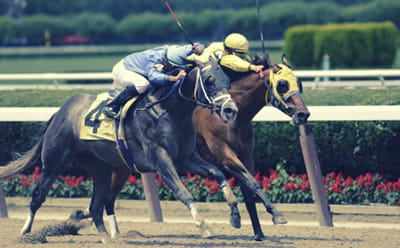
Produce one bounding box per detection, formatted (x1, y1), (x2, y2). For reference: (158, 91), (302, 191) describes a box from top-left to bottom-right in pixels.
(80, 91), (136, 142)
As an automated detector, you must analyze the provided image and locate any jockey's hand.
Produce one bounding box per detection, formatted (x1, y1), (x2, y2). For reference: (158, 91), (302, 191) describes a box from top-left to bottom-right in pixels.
(170, 70), (187, 82)
(250, 64), (264, 73)
(193, 43), (205, 55)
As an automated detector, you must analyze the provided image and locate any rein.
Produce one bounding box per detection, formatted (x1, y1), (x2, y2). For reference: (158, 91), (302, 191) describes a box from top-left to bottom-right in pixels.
(178, 67), (232, 113)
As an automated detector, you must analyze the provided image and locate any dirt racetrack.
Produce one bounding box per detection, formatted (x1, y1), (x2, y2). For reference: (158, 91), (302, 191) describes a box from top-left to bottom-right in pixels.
(0, 197), (399, 248)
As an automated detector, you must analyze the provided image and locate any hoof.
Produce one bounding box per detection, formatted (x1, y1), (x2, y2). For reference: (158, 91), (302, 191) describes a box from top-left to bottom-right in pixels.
(100, 233), (112, 244)
(272, 212), (288, 225)
(229, 212), (241, 229)
(254, 233), (266, 241)
(200, 222), (215, 238)
(21, 228), (31, 235)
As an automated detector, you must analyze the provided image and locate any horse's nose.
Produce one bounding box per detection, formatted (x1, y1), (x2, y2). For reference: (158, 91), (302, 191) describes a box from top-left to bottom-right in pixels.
(222, 101), (238, 123)
(294, 110), (310, 125)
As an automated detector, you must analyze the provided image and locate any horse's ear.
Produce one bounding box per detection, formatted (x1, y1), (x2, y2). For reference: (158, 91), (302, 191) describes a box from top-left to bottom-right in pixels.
(281, 54), (292, 68)
(209, 55), (219, 65)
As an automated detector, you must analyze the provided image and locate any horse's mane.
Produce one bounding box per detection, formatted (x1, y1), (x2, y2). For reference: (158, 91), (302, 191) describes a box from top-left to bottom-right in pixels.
(132, 65), (198, 110)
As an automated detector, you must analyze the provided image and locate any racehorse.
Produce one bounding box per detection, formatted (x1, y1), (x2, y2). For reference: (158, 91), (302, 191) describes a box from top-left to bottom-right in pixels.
(193, 55), (310, 240)
(0, 59), (238, 241)
(100, 55), (309, 240)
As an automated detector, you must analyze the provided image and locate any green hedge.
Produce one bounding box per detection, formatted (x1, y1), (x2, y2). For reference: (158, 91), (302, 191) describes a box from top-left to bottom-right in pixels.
(0, 16), (13, 44)
(253, 121), (400, 181)
(283, 25), (320, 67)
(284, 22), (398, 68)
(1, 1), (399, 45)
(70, 12), (117, 43)
(14, 15), (73, 45)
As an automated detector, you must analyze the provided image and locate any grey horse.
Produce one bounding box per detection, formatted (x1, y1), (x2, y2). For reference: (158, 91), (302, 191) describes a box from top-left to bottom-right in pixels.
(0, 59), (238, 242)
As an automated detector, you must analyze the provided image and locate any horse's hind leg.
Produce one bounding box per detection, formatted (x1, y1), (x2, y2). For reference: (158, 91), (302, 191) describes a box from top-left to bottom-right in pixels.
(105, 167), (131, 238)
(22, 156), (73, 234)
(84, 162), (113, 243)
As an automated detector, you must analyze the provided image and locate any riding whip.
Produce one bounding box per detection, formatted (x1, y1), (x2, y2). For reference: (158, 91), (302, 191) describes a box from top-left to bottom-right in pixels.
(255, 0), (272, 65)
(162, 0), (194, 45)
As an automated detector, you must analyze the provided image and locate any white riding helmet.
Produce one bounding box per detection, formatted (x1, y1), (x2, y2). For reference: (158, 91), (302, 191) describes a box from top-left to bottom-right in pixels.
(166, 45), (193, 67)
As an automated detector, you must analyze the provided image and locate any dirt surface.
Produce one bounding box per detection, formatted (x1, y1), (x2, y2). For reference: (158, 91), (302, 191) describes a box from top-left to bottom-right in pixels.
(0, 197), (399, 248)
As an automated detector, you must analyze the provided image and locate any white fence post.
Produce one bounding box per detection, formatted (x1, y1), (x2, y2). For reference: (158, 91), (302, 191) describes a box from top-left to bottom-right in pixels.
(0, 180), (8, 218)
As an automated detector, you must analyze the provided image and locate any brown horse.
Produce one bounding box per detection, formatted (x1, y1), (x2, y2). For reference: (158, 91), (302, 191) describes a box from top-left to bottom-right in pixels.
(103, 55), (309, 240)
(193, 55), (310, 240)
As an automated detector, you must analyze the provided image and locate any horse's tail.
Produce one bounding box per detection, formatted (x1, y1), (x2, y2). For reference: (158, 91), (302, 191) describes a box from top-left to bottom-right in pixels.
(0, 114), (54, 179)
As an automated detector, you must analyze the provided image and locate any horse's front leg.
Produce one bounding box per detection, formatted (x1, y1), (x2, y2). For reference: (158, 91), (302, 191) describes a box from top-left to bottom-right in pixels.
(179, 151), (241, 229)
(155, 148), (215, 238)
(221, 152), (287, 226)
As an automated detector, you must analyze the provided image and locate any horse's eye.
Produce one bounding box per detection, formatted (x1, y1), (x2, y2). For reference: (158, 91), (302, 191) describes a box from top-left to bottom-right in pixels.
(276, 80), (289, 95)
(206, 76), (215, 85)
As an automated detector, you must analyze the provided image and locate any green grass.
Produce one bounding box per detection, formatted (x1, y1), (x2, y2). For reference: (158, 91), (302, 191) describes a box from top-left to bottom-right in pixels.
(1, 88), (399, 107)
(0, 55), (121, 74)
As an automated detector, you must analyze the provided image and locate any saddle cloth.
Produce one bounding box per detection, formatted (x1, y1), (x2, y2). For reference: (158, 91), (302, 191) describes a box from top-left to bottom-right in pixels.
(80, 92), (137, 142)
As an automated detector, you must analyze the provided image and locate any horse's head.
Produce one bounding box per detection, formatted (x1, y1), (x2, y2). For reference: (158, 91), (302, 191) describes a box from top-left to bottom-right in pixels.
(263, 55), (310, 125)
(182, 58), (238, 123)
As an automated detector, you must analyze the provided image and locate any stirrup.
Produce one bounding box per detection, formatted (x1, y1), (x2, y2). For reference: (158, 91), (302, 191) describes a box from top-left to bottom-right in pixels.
(103, 106), (120, 118)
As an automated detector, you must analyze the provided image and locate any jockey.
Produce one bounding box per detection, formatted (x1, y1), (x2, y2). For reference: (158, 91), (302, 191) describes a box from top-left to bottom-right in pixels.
(188, 33), (264, 81)
(103, 43), (204, 118)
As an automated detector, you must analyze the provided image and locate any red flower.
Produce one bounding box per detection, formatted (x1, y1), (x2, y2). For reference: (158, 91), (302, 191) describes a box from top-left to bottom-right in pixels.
(285, 182), (296, 192)
(262, 176), (269, 191)
(365, 173), (373, 183)
(269, 170), (279, 180)
(356, 175), (364, 187)
(20, 174), (30, 189)
(208, 182), (219, 194)
(342, 176), (354, 187)
(128, 175), (137, 185)
(254, 172), (261, 183)
(228, 177), (235, 187)
(336, 173), (343, 184)
(205, 177), (211, 187)
(186, 173), (192, 179)
(301, 182), (310, 192)
(329, 172), (335, 181)
(331, 182), (343, 193)
(33, 166), (41, 182)
(300, 174), (308, 182)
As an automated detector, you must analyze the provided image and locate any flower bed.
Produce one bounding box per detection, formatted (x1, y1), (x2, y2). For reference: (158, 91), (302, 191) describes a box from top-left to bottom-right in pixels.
(2, 165), (399, 206)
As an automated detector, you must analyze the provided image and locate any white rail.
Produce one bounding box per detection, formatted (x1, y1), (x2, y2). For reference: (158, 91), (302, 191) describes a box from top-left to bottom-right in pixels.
(0, 70), (400, 89)
(1, 106), (400, 122)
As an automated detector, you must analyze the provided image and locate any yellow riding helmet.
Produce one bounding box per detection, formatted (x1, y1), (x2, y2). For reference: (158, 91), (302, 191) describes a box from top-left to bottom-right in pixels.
(223, 33), (249, 53)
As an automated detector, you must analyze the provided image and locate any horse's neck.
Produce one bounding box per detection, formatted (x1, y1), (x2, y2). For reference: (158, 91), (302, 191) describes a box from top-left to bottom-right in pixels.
(165, 78), (197, 124)
(230, 73), (267, 122)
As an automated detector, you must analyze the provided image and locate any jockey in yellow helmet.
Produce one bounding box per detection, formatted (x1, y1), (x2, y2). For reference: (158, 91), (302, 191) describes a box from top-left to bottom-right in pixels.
(188, 33), (264, 81)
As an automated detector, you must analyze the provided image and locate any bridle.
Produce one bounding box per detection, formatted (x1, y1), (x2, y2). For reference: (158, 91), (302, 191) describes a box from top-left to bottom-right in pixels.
(178, 65), (233, 115)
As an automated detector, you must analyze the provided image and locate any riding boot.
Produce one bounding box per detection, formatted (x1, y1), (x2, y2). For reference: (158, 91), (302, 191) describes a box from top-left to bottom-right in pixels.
(103, 85), (139, 118)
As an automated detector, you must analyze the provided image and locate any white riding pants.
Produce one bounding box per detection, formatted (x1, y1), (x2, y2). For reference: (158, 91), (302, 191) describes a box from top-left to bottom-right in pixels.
(111, 59), (149, 93)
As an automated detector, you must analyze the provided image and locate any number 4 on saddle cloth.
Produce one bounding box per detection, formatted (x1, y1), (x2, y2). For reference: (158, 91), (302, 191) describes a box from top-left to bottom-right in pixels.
(80, 91), (136, 169)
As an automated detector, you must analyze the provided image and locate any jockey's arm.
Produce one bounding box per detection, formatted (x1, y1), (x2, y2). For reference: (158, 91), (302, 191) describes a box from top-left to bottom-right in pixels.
(220, 55), (263, 73)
